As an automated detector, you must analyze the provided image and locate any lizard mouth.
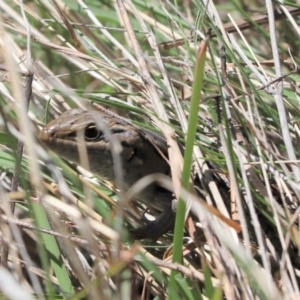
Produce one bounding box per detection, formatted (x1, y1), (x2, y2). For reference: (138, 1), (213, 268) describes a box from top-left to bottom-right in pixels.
(39, 127), (75, 142)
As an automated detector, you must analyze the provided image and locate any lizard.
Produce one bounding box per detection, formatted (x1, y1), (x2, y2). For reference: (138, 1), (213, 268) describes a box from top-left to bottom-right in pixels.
(39, 107), (176, 240)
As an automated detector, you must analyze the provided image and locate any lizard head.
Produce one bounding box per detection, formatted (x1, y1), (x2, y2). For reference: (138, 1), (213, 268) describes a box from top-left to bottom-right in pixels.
(39, 108), (141, 181)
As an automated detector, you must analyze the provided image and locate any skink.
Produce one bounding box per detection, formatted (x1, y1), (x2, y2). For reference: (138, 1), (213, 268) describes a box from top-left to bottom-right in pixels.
(39, 108), (176, 240)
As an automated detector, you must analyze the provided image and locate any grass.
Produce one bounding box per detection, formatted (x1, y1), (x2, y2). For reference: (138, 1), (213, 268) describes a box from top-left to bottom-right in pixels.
(0, 0), (300, 299)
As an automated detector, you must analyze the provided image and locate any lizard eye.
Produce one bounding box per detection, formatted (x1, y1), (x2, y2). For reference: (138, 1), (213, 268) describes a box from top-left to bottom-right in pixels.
(84, 126), (103, 141)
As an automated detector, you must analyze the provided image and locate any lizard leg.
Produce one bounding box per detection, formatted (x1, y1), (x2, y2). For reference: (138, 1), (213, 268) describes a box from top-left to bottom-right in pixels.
(130, 201), (176, 241)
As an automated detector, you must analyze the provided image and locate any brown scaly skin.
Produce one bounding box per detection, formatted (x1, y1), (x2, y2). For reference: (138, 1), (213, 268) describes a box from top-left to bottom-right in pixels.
(39, 108), (176, 240)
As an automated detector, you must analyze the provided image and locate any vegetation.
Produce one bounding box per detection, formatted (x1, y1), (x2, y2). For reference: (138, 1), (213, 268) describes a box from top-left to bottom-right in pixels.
(0, 0), (300, 299)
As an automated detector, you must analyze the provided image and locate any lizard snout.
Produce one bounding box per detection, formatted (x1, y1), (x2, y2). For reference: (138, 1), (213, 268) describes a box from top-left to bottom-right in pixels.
(39, 123), (61, 141)
(39, 127), (52, 142)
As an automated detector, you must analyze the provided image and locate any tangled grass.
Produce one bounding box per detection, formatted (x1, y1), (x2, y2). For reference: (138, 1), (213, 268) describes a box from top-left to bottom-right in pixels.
(0, 0), (300, 299)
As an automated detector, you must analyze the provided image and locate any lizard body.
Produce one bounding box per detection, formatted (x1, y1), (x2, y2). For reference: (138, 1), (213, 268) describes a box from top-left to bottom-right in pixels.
(39, 108), (175, 240)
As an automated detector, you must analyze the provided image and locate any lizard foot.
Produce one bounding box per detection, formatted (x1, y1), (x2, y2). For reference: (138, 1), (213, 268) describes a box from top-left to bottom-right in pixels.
(130, 205), (175, 241)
